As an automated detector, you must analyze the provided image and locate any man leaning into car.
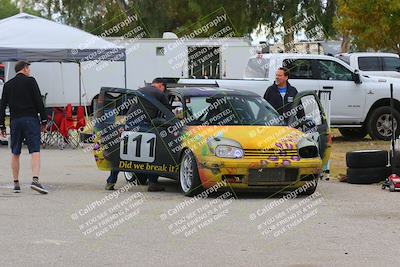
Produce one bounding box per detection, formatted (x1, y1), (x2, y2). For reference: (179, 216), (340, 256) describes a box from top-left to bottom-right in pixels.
(105, 78), (170, 192)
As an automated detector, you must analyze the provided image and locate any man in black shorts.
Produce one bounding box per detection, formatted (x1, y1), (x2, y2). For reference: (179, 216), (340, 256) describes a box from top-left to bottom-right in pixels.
(0, 61), (48, 194)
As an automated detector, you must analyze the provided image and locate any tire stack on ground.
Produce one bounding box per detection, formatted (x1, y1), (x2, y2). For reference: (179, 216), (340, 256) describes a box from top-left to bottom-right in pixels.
(346, 150), (388, 184)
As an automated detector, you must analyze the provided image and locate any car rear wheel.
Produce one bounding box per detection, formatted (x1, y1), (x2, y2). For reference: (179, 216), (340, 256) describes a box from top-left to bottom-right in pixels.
(367, 106), (400, 140)
(339, 127), (367, 140)
(179, 150), (203, 196)
(124, 172), (148, 185)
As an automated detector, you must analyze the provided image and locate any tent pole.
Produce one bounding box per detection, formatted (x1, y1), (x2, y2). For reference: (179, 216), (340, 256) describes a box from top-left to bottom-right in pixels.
(79, 62), (82, 106)
(124, 59), (127, 88)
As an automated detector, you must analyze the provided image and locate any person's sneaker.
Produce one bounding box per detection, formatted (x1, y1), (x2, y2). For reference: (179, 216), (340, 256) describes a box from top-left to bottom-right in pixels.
(148, 182), (165, 192)
(105, 183), (115, 190)
(30, 181), (48, 194)
(13, 183), (21, 193)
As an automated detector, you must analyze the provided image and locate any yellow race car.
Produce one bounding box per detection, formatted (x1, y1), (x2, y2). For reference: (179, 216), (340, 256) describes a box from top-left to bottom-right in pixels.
(93, 86), (331, 196)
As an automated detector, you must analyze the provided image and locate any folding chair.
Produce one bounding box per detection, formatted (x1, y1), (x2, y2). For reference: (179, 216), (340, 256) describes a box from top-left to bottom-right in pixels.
(41, 107), (66, 149)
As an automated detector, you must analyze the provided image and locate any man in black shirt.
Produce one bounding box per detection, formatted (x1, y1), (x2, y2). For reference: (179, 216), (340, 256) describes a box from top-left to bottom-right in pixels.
(263, 67), (299, 120)
(0, 61), (48, 194)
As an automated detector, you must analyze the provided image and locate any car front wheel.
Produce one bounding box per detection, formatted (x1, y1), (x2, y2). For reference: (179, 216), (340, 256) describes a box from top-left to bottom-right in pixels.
(179, 150), (203, 196)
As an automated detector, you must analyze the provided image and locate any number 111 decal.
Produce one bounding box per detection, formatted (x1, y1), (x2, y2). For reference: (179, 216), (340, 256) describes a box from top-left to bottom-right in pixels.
(120, 132), (156, 163)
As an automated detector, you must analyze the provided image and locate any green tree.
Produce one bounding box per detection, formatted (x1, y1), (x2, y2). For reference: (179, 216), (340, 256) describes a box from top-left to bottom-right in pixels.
(335, 0), (400, 52)
(0, 0), (19, 20)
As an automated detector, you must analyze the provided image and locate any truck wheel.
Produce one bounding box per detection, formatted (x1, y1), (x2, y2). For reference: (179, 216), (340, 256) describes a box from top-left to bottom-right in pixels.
(338, 127), (367, 140)
(347, 167), (388, 184)
(367, 106), (400, 140)
(124, 172), (148, 185)
(346, 150), (388, 168)
(179, 150), (203, 196)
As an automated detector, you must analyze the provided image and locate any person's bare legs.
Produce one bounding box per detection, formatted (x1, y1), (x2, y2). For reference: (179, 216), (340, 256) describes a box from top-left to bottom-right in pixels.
(30, 152), (47, 194)
(11, 154), (21, 193)
(11, 154), (20, 180)
(31, 152), (40, 177)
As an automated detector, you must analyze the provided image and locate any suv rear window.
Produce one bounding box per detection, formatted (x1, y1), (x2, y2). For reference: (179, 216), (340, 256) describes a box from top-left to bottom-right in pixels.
(382, 57), (400, 71)
(358, 57), (381, 71)
(244, 58), (269, 79)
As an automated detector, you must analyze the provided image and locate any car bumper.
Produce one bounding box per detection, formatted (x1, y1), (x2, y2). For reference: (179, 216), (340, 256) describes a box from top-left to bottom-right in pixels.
(196, 156), (322, 190)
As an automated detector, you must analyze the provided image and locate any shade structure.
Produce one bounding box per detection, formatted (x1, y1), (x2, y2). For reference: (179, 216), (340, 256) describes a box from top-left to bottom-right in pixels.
(0, 13), (126, 62)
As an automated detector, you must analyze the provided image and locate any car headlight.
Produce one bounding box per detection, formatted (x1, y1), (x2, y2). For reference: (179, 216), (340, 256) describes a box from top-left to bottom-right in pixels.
(215, 145), (244, 158)
(297, 137), (319, 158)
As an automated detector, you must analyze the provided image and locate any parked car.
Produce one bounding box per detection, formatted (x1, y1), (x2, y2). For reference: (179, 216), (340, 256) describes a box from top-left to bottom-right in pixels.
(179, 53), (400, 140)
(93, 86), (331, 196)
(335, 52), (400, 79)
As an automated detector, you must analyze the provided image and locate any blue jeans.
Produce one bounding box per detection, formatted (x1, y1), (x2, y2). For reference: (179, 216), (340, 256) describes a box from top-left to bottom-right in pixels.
(106, 170), (119, 184)
(106, 170), (158, 184)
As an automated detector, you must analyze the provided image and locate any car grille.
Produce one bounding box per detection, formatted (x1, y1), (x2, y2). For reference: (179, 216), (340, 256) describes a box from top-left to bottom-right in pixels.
(248, 168), (299, 185)
(244, 149), (299, 160)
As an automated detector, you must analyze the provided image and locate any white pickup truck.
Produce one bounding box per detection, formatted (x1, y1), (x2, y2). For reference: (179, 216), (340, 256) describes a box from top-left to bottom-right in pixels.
(335, 52), (400, 79)
(179, 53), (400, 140)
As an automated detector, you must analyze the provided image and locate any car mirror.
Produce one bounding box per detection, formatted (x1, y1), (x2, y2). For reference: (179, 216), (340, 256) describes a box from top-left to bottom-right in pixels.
(0, 79), (4, 86)
(352, 69), (362, 84)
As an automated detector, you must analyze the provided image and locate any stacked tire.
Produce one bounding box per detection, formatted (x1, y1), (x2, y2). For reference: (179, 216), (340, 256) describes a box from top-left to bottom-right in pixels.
(346, 150), (388, 184)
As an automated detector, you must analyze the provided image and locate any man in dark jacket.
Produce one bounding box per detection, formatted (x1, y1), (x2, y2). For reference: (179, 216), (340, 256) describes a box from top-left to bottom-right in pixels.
(263, 67), (299, 119)
(0, 61), (48, 194)
(105, 78), (170, 192)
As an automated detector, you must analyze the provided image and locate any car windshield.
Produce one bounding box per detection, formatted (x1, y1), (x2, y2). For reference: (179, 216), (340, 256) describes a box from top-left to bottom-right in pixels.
(184, 95), (284, 126)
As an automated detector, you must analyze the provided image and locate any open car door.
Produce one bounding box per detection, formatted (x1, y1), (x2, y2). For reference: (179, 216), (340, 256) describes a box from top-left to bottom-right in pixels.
(287, 91), (331, 166)
(93, 87), (182, 178)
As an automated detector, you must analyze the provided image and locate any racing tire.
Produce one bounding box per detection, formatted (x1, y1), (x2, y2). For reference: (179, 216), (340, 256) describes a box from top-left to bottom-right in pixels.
(179, 150), (203, 197)
(367, 106), (400, 141)
(339, 127), (368, 140)
(124, 172), (148, 185)
(346, 150), (388, 168)
(346, 167), (388, 184)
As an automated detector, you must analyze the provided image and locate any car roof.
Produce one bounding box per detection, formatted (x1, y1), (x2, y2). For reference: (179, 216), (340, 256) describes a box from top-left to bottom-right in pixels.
(337, 52), (399, 58)
(248, 53), (336, 60)
(168, 87), (259, 97)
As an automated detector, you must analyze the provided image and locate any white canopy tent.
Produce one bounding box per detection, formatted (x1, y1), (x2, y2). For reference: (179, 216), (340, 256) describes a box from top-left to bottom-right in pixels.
(0, 13), (127, 105)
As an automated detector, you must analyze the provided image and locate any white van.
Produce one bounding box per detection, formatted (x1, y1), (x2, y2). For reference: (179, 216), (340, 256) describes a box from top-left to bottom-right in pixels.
(335, 52), (400, 78)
